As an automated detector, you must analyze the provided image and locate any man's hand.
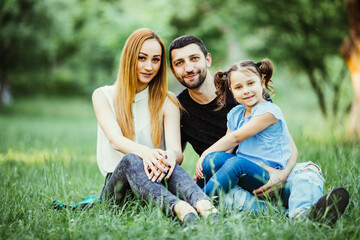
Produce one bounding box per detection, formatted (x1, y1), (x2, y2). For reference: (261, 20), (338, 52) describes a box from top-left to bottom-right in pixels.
(253, 166), (290, 197)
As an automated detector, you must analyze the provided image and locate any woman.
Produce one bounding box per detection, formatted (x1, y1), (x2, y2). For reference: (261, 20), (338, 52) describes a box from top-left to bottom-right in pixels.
(92, 28), (217, 223)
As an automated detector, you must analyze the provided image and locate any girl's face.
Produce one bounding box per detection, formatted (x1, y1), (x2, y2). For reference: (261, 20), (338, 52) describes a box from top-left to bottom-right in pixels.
(136, 38), (162, 93)
(230, 70), (266, 112)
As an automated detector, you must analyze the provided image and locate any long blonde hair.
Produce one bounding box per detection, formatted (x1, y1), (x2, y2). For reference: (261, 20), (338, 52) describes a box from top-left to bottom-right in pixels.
(114, 28), (179, 148)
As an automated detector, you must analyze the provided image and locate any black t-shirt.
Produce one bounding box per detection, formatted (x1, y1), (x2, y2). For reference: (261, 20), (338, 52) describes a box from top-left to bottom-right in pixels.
(177, 88), (238, 156)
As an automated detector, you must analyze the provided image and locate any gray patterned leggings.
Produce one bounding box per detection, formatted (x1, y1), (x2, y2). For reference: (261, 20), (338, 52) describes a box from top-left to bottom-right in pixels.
(101, 153), (209, 215)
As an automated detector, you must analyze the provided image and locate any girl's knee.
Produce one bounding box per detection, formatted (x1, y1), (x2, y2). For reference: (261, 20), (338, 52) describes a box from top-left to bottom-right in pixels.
(225, 156), (240, 165)
(202, 152), (219, 170)
(203, 152), (227, 166)
(222, 156), (248, 170)
(203, 152), (220, 162)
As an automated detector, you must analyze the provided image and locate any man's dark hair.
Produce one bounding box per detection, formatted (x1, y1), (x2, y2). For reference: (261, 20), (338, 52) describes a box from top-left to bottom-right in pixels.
(168, 35), (208, 68)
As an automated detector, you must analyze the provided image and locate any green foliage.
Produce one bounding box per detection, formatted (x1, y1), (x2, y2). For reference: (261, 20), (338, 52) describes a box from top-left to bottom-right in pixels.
(229, 0), (349, 117)
(0, 0), (82, 97)
(0, 0), (353, 120)
(0, 0), (182, 99)
(0, 97), (359, 239)
(167, 0), (351, 118)
(169, 0), (229, 67)
(176, 0), (350, 117)
(1, 0), (73, 68)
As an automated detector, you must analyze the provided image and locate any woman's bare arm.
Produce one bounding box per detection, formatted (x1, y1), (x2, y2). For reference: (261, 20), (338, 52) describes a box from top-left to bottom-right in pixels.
(161, 94), (183, 180)
(92, 88), (167, 180)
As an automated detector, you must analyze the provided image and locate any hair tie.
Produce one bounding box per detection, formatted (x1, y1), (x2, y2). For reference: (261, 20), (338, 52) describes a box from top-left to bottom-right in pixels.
(256, 61), (262, 68)
(223, 71), (228, 79)
(219, 72), (228, 79)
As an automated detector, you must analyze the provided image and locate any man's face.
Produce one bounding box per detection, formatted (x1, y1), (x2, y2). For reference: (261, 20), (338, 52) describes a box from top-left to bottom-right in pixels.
(170, 44), (211, 89)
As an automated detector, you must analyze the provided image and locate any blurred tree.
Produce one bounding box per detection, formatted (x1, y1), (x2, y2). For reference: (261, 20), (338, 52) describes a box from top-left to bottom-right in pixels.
(169, 0), (237, 67)
(341, 0), (360, 138)
(169, 0), (349, 119)
(232, 0), (348, 118)
(0, 0), (77, 107)
(70, 0), (177, 92)
(2, 0), (351, 123)
(0, 0), (180, 102)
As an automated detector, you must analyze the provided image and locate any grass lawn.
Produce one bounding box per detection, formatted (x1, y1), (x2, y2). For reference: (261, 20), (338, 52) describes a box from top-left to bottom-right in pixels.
(0, 96), (359, 239)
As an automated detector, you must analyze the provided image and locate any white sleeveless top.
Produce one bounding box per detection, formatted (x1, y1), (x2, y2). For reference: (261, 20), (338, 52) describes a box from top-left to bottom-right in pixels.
(96, 85), (166, 176)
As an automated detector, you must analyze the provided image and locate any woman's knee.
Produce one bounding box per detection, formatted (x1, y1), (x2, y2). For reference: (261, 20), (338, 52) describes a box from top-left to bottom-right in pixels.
(119, 153), (142, 169)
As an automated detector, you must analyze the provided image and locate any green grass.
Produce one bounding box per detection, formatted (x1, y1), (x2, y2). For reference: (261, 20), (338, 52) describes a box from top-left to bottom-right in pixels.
(1, 96), (359, 240)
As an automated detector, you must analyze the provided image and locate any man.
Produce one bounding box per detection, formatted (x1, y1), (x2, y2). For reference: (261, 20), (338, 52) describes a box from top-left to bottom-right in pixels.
(168, 35), (295, 195)
(169, 35), (238, 157)
(168, 35), (349, 224)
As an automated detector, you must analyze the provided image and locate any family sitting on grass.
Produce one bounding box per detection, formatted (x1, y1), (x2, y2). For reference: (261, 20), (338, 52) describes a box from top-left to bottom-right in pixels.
(91, 28), (349, 225)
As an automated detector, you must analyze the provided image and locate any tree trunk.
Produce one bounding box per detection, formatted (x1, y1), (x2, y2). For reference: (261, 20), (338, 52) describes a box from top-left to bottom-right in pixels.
(306, 68), (327, 117)
(0, 70), (7, 109)
(341, 0), (360, 139)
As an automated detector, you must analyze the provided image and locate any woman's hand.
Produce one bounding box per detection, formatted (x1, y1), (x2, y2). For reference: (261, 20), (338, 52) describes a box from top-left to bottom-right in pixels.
(158, 150), (176, 180)
(137, 147), (168, 182)
(195, 155), (205, 179)
(252, 166), (290, 197)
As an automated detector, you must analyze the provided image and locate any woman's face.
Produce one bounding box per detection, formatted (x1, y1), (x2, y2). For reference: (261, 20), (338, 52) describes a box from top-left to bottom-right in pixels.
(136, 38), (162, 93)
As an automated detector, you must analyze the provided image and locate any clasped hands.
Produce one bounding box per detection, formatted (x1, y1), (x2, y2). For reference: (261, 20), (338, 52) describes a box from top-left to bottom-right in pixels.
(139, 148), (176, 183)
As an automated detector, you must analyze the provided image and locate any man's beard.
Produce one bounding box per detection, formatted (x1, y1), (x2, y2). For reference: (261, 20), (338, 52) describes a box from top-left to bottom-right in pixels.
(178, 69), (207, 89)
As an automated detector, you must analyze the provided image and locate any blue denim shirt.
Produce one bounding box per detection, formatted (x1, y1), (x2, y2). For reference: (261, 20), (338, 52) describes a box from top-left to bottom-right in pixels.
(227, 102), (291, 169)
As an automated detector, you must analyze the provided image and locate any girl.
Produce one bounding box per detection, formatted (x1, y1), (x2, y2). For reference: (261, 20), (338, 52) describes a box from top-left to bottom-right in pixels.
(93, 28), (217, 223)
(194, 59), (349, 224)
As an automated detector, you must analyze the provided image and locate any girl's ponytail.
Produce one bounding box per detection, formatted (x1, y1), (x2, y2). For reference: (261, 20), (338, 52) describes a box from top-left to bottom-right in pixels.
(214, 71), (228, 110)
(258, 59), (274, 97)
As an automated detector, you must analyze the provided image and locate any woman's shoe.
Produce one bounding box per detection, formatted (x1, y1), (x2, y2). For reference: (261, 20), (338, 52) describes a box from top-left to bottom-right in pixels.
(207, 212), (219, 222)
(182, 212), (200, 226)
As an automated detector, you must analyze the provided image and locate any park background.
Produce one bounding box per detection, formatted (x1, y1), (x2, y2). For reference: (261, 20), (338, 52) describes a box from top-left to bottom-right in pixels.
(1, 0), (359, 239)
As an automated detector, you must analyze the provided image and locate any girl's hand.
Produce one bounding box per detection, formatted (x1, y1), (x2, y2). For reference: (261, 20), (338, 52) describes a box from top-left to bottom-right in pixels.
(192, 174), (197, 182)
(137, 148), (168, 182)
(252, 166), (289, 197)
(195, 155), (205, 179)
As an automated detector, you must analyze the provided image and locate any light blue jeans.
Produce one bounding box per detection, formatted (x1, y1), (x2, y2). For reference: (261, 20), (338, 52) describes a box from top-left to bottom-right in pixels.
(199, 152), (325, 220)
